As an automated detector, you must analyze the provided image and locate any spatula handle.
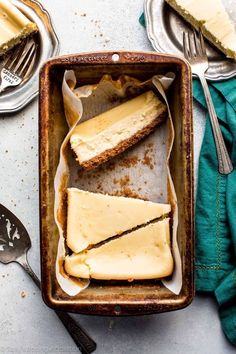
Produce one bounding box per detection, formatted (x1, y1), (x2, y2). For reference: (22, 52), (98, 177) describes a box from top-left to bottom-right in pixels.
(17, 253), (96, 354)
(55, 310), (97, 354)
(18, 254), (41, 288)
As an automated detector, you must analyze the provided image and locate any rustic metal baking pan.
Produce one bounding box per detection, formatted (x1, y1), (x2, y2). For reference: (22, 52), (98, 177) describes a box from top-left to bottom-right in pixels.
(39, 51), (194, 316)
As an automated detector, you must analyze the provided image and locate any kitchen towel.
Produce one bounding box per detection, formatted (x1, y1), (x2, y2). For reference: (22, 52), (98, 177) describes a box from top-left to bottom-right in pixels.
(194, 78), (236, 346)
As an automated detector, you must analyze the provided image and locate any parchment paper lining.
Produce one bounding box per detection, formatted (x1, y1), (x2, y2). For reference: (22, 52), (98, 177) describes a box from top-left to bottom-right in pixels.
(54, 70), (182, 296)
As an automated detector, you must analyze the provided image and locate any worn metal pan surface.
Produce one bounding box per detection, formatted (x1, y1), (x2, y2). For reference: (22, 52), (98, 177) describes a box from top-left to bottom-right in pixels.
(39, 51), (194, 316)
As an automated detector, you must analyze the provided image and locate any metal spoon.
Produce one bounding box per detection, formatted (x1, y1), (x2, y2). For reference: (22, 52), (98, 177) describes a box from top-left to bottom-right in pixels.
(0, 203), (96, 354)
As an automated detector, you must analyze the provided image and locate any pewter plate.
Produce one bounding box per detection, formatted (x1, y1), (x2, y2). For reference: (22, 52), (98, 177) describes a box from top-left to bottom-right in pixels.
(144, 0), (236, 81)
(0, 0), (59, 114)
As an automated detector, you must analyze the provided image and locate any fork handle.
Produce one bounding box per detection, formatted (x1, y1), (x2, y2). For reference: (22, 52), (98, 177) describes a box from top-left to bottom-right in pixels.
(0, 84), (7, 94)
(17, 254), (96, 354)
(198, 74), (233, 174)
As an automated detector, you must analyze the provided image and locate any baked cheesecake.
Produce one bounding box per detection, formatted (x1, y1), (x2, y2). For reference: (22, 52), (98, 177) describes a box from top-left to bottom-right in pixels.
(165, 0), (236, 59)
(0, 0), (38, 56)
(67, 188), (171, 253)
(70, 91), (167, 170)
(64, 219), (173, 280)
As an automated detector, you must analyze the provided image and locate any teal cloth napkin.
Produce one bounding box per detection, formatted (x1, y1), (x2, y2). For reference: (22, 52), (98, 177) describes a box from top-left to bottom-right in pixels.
(139, 13), (236, 346)
(194, 78), (236, 346)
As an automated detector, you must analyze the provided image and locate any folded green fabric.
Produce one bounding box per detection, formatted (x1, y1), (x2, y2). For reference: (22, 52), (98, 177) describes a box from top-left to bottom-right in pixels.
(139, 13), (146, 27)
(139, 12), (236, 346)
(194, 78), (236, 345)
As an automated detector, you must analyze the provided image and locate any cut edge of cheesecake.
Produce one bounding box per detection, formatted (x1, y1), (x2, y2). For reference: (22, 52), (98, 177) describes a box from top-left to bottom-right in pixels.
(0, 23), (38, 56)
(64, 218), (174, 281)
(66, 188), (171, 253)
(78, 111), (166, 170)
(165, 0), (236, 60)
(0, 0), (38, 56)
(202, 24), (236, 60)
(70, 91), (167, 170)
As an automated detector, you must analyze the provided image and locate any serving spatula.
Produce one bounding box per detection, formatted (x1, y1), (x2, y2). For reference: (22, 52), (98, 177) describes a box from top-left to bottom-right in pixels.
(0, 203), (96, 354)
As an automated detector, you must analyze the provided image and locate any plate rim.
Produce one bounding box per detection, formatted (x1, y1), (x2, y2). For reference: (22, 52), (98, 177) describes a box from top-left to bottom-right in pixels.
(144, 0), (236, 81)
(0, 0), (60, 114)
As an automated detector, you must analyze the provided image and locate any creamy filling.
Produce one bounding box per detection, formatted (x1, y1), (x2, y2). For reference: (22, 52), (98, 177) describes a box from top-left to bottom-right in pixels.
(0, 0), (37, 48)
(72, 107), (163, 162)
(172, 0), (224, 22)
(204, 13), (236, 52)
(67, 188), (171, 253)
(167, 0), (236, 58)
(70, 91), (166, 163)
(65, 219), (173, 280)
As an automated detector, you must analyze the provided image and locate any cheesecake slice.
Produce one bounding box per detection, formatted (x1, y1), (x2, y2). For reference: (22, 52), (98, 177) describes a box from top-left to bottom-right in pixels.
(67, 188), (171, 253)
(70, 91), (167, 170)
(0, 0), (38, 56)
(64, 219), (173, 280)
(165, 0), (236, 59)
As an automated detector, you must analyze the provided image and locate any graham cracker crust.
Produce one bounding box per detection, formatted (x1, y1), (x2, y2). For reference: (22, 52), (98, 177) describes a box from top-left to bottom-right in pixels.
(79, 110), (167, 170)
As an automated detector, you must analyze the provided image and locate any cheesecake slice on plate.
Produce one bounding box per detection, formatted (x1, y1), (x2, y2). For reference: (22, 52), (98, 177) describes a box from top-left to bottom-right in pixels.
(67, 188), (171, 253)
(70, 90), (167, 170)
(0, 0), (38, 56)
(165, 0), (236, 59)
(65, 219), (174, 280)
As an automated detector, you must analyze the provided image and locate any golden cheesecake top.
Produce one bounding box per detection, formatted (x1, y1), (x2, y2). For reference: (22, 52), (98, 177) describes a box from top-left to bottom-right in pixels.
(0, 0), (37, 55)
(65, 219), (174, 280)
(67, 188), (171, 253)
(70, 91), (166, 164)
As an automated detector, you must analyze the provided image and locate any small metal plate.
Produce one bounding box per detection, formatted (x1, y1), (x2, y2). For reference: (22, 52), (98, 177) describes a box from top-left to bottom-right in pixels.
(144, 0), (236, 81)
(0, 0), (59, 114)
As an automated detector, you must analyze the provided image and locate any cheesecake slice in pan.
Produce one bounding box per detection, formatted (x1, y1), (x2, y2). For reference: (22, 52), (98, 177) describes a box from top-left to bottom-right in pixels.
(165, 0), (236, 59)
(65, 219), (173, 280)
(0, 0), (38, 56)
(67, 188), (171, 253)
(70, 91), (167, 170)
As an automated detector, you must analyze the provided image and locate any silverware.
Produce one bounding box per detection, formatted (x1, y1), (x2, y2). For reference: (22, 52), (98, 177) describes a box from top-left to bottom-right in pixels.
(0, 0), (59, 114)
(144, 0), (236, 81)
(183, 29), (233, 175)
(0, 203), (96, 354)
(0, 39), (37, 93)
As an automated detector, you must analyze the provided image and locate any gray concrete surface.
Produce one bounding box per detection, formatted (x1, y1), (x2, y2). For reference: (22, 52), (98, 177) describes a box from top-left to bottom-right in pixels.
(0, 0), (235, 353)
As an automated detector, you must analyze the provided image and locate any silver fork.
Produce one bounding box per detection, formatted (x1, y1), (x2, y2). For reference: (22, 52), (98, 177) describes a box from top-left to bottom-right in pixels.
(183, 29), (233, 175)
(0, 39), (36, 93)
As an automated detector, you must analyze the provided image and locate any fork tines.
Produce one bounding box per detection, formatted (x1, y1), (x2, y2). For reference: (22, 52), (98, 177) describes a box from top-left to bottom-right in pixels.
(3, 39), (37, 78)
(183, 29), (207, 60)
